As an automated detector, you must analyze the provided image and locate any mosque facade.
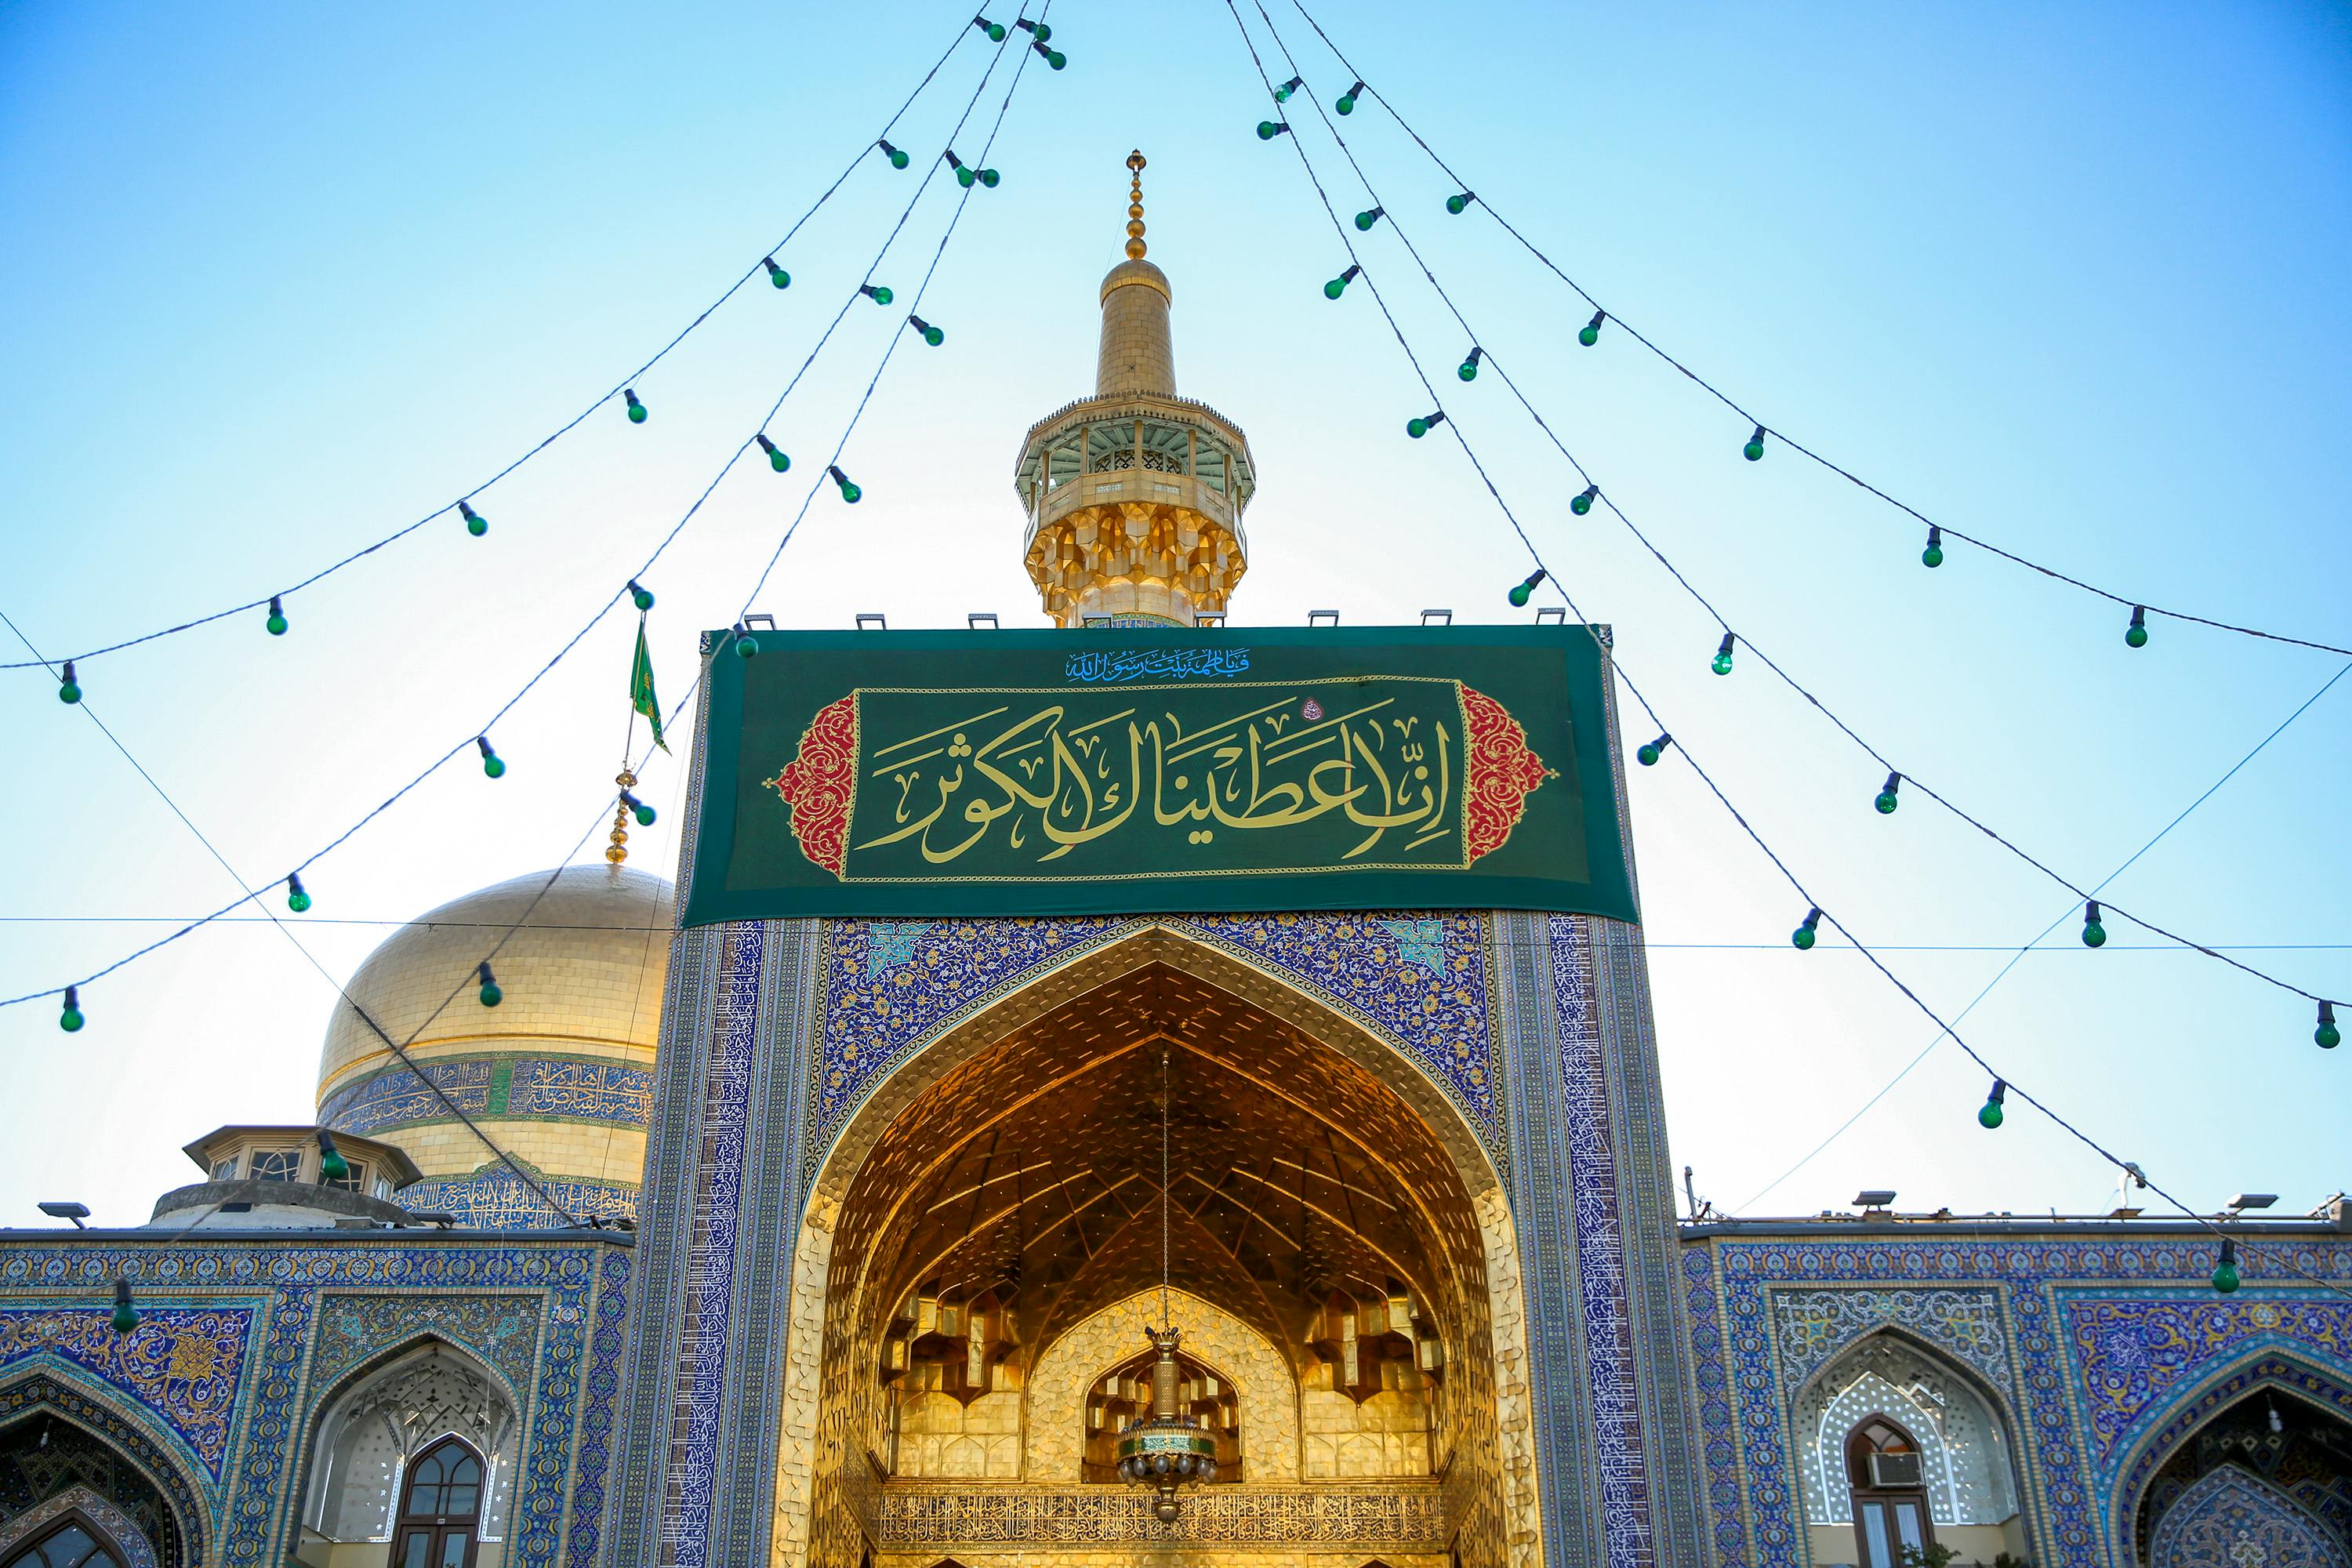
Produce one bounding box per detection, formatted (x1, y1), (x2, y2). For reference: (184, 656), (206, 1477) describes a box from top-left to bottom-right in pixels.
(2, 165), (2347, 1568)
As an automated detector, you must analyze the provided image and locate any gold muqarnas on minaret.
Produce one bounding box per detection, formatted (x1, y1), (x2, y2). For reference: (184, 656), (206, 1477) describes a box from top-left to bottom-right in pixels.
(1014, 150), (1257, 628)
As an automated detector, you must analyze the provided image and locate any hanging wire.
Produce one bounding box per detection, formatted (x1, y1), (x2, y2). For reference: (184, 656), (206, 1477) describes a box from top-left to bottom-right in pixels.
(0, 13), (1043, 1014)
(1240, 0), (2334, 1012)
(1274, 0), (2352, 662)
(1218, 0), (2352, 1307)
(1160, 1044), (1173, 1328)
(0, 12), (983, 676)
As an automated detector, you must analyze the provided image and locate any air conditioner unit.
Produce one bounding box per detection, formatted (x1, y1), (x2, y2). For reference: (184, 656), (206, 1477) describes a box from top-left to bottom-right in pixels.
(1869, 1451), (1924, 1488)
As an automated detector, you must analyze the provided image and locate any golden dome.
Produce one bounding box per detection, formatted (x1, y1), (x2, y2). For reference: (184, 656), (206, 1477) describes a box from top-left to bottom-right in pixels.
(315, 863), (673, 1226)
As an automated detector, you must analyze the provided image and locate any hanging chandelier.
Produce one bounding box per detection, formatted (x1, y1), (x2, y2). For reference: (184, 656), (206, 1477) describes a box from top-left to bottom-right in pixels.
(1114, 1047), (1218, 1520)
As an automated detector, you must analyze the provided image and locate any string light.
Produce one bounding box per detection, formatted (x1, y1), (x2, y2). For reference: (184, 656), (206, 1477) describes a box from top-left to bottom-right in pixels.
(861, 283), (895, 306)
(1406, 410), (1446, 439)
(1571, 484), (1597, 516)
(1791, 907), (1822, 950)
(908, 314), (946, 346)
(1031, 38), (1066, 68)
(59, 985), (83, 1033)
(1636, 732), (1672, 767)
(477, 736), (505, 779)
(944, 151), (1000, 187)
(285, 873), (311, 913)
(1016, 19), (1052, 41)
(1711, 633), (1736, 676)
(265, 596), (289, 637)
(1743, 423), (1766, 462)
(477, 961), (503, 1008)
(623, 389), (648, 425)
(1354, 205), (1384, 230)
(1457, 346), (1483, 382)
(756, 434), (791, 471)
(973, 13), (1006, 40)
(628, 579), (655, 612)
(111, 1278), (137, 1335)
(2125, 605), (2149, 648)
(1323, 263), (1360, 299)
(764, 257), (790, 289)
(1507, 568), (1547, 608)
(1579, 310), (1606, 347)
(2317, 1001), (2339, 1050)
(56, 662), (79, 704)
(1444, 190), (1476, 216)
(1335, 78), (1364, 114)
(1257, 119), (1292, 140)
(1922, 525), (1944, 568)
(878, 138), (911, 170)
(2212, 1236), (2241, 1294)
(2081, 901), (2107, 948)
(619, 790), (657, 827)
(1874, 771), (1901, 815)
(1274, 74), (1303, 101)
(459, 500), (486, 537)
(829, 464), (862, 503)
(1978, 1079), (2006, 1129)
(316, 1128), (349, 1183)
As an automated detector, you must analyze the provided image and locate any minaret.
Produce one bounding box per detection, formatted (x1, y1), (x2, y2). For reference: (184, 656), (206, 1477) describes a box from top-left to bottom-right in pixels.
(1015, 151), (1255, 626)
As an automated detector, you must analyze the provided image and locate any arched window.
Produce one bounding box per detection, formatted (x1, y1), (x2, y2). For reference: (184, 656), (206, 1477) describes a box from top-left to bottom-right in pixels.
(1846, 1416), (1933, 1567)
(393, 1438), (482, 1568)
(2, 1521), (122, 1568)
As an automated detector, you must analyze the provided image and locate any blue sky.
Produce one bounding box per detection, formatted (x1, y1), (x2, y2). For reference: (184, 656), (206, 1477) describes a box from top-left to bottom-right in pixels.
(2, 1), (2345, 1230)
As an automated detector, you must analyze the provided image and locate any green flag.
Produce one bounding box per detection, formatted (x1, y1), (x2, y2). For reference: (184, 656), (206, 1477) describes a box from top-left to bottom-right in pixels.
(631, 619), (669, 753)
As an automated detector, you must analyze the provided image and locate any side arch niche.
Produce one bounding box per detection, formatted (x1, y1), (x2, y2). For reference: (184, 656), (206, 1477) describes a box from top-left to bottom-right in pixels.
(1788, 1329), (2030, 1567)
(774, 931), (1532, 1568)
(291, 1338), (520, 1565)
(0, 1381), (199, 1568)
(2125, 1368), (2352, 1567)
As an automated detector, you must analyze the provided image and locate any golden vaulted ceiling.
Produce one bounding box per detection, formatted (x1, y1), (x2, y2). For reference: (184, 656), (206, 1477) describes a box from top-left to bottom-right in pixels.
(830, 962), (1484, 1376)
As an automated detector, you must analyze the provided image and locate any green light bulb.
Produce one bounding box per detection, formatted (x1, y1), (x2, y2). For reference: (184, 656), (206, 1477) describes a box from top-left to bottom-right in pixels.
(2318, 1003), (2340, 1049)
(867, 284), (894, 306)
(1031, 22), (1051, 42)
(764, 257), (789, 289)
(2082, 902), (2107, 947)
(1257, 121), (1283, 141)
(830, 464), (861, 503)
(1324, 277), (1348, 299)
(477, 963), (503, 1008)
(1041, 46), (1065, 69)
(757, 434), (789, 473)
(1978, 1097), (2004, 1130)
(266, 596), (289, 636)
(287, 874), (311, 913)
(1336, 92), (1358, 115)
(1506, 568), (1546, 608)
(735, 631), (760, 659)
(1637, 744), (1661, 766)
(1922, 539), (1944, 569)
(1355, 206), (1382, 231)
(630, 580), (655, 612)
(979, 168), (1000, 188)
(881, 140), (910, 170)
(478, 736), (504, 778)
(924, 325), (943, 346)
(57, 662), (80, 704)
(957, 164), (978, 187)
(460, 501), (486, 536)
(2125, 607), (2149, 648)
(1711, 633), (1736, 676)
(1572, 485), (1596, 516)
(1743, 425), (1766, 462)
(1457, 353), (1480, 383)
(111, 1279), (137, 1335)
(625, 389), (647, 424)
(1446, 192), (1472, 215)
(60, 986), (84, 1033)
(623, 791), (657, 827)
(1791, 923), (1817, 951)
(1874, 774), (1900, 815)
(317, 1133), (349, 1183)
(1580, 310), (1605, 347)
(979, 18), (1006, 41)
(2212, 1239), (2240, 1294)
(1406, 417), (1430, 438)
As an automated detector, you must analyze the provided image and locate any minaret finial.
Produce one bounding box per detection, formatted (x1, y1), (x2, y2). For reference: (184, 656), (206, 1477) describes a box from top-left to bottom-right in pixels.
(1125, 150), (1147, 260)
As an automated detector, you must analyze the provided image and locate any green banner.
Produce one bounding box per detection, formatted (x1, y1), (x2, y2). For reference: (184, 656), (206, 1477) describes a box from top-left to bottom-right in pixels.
(681, 625), (1636, 924)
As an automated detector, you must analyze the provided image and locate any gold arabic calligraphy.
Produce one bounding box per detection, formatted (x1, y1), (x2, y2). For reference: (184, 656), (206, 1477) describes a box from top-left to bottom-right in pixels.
(852, 691), (1456, 866)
